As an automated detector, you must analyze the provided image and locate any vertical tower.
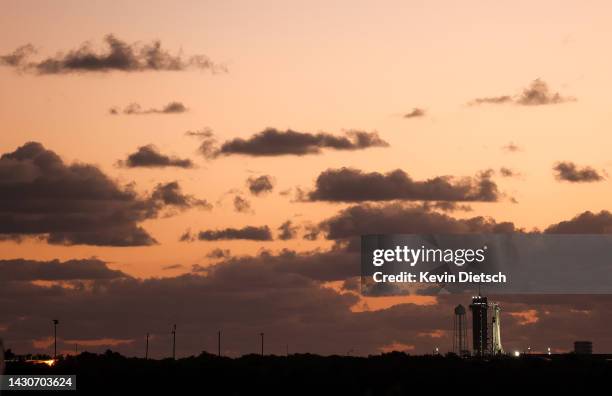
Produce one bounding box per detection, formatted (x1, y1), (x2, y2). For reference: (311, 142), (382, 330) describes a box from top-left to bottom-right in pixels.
(470, 295), (488, 357)
(491, 303), (503, 355)
(453, 304), (468, 356)
(171, 324), (176, 360)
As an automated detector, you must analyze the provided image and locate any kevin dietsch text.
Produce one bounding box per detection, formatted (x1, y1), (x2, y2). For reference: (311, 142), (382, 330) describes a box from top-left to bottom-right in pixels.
(372, 271), (507, 284)
(370, 245), (507, 284)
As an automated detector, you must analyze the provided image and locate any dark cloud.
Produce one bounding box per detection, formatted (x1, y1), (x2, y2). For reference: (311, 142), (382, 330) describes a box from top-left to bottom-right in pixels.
(420, 201), (473, 212)
(185, 128), (213, 138)
(307, 168), (499, 202)
(118, 145), (194, 168)
(0, 142), (206, 246)
(150, 182), (212, 211)
(185, 128), (218, 159)
(545, 211), (612, 234)
(196, 226), (273, 241)
(277, 220), (298, 240)
(499, 167), (520, 178)
(214, 128), (388, 157)
(179, 229), (194, 242)
(502, 142), (521, 152)
(3, 270), (612, 357)
(553, 161), (604, 183)
(319, 203), (519, 240)
(403, 108), (426, 118)
(4, 207), (612, 357)
(233, 195), (252, 213)
(0, 35), (224, 74)
(109, 101), (188, 115)
(469, 96), (513, 105)
(0, 258), (128, 281)
(469, 79), (575, 106)
(161, 264), (184, 271)
(516, 79), (575, 105)
(303, 224), (320, 240)
(0, 44), (36, 67)
(206, 248), (231, 259)
(247, 175), (274, 195)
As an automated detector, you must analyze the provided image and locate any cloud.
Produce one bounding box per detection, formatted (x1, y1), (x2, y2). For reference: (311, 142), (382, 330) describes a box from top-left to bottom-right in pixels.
(502, 142), (521, 152)
(247, 175), (274, 195)
(118, 145), (194, 168)
(233, 195), (252, 213)
(206, 248), (231, 259)
(213, 128), (388, 157)
(469, 96), (513, 105)
(403, 108), (426, 118)
(499, 167), (520, 178)
(185, 128), (218, 159)
(420, 201), (473, 212)
(161, 264), (184, 271)
(150, 182), (212, 211)
(0, 142), (206, 245)
(3, 270), (612, 357)
(319, 203), (519, 240)
(196, 226), (273, 241)
(0, 44), (36, 67)
(307, 168), (500, 202)
(553, 162), (604, 183)
(278, 220), (298, 240)
(5, 208), (612, 356)
(109, 101), (188, 115)
(185, 128), (213, 138)
(516, 79), (575, 105)
(469, 79), (575, 106)
(545, 211), (612, 234)
(1, 34), (224, 74)
(0, 258), (128, 281)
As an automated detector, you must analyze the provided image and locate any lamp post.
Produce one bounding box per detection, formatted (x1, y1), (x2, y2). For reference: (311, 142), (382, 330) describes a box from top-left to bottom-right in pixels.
(145, 333), (149, 360)
(52, 320), (59, 359)
(172, 325), (176, 360)
(260, 333), (264, 356)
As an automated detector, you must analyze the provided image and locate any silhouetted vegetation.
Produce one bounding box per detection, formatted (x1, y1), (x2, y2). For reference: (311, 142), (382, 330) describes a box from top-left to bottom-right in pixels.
(6, 350), (612, 394)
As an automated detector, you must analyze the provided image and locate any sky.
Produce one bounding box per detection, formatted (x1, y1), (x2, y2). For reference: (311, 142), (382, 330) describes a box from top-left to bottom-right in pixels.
(1, 0), (612, 358)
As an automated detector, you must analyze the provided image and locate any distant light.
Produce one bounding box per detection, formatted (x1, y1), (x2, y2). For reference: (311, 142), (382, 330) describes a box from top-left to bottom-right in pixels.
(547, 347), (551, 355)
(514, 350), (520, 357)
(26, 359), (56, 366)
(435, 347), (439, 354)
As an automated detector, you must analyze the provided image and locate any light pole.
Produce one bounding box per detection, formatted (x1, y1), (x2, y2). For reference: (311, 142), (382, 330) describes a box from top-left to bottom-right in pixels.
(217, 331), (221, 357)
(52, 320), (59, 359)
(171, 325), (177, 360)
(145, 333), (149, 360)
(260, 333), (264, 356)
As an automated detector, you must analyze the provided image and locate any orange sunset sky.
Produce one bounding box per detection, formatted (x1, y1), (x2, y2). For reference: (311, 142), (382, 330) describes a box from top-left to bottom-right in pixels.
(2, 0), (612, 357)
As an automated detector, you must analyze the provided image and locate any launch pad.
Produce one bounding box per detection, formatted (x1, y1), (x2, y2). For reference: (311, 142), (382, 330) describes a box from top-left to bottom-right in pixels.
(453, 293), (504, 357)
